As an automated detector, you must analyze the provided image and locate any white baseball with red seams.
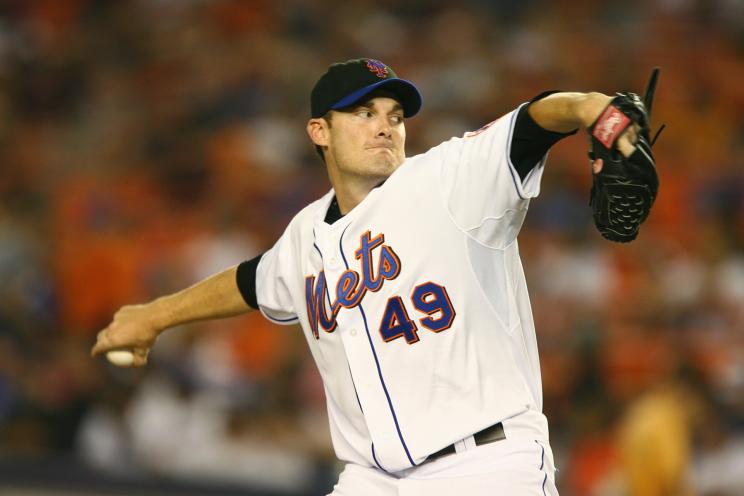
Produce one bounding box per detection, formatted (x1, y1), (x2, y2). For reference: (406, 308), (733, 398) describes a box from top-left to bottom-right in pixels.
(255, 104), (558, 487)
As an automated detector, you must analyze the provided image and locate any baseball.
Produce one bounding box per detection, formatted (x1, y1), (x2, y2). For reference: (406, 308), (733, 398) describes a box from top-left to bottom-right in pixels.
(106, 350), (135, 367)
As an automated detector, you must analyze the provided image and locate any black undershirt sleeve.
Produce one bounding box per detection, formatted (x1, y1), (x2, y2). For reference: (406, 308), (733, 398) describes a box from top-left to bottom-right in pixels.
(236, 254), (263, 309)
(510, 91), (578, 182)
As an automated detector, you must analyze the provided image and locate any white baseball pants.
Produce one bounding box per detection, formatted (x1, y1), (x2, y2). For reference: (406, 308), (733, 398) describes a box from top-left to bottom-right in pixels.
(328, 437), (559, 496)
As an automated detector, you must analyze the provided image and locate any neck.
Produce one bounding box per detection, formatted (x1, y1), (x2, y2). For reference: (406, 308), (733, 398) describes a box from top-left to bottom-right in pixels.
(325, 158), (390, 215)
(332, 177), (382, 214)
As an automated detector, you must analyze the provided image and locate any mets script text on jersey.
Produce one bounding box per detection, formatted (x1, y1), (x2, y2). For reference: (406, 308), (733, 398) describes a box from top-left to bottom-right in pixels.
(305, 231), (456, 344)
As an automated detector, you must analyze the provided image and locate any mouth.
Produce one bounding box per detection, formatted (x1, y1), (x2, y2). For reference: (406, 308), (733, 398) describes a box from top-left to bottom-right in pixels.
(367, 145), (395, 152)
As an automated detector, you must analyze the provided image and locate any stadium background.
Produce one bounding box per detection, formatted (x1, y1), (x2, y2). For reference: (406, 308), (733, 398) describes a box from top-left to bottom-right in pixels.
(1, 0), (743, 494)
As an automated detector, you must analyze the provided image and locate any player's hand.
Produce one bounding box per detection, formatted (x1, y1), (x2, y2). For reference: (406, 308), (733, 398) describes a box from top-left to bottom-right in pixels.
(591, 123), (640, 173)
(91, 303), (163, 367)
(587, 68), (661, 243)
(616, 123), (640, 158)
(581, 93), (640, 170)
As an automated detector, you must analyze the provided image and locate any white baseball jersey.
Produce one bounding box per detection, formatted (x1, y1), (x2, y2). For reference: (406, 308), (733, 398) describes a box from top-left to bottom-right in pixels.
(255, 104), (549, 473)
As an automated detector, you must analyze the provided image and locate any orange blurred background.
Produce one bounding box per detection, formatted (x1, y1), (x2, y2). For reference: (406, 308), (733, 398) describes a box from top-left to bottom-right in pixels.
(0, 1), (742, 495)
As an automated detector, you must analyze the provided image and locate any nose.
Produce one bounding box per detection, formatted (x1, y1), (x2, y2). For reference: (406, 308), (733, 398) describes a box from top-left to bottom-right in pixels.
(376, 117), (392, 139)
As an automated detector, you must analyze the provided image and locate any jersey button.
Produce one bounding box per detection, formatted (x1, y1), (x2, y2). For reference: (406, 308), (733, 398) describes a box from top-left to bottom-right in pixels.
(350, 328), (357, 336)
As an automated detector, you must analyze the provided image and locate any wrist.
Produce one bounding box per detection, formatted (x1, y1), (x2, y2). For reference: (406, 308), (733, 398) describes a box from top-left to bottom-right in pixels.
(576, 92), (612, 128)
(148, 296), (178, 333)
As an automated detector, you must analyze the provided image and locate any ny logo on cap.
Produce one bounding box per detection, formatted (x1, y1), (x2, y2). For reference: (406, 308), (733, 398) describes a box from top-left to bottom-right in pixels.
(365, 59), (389, 78)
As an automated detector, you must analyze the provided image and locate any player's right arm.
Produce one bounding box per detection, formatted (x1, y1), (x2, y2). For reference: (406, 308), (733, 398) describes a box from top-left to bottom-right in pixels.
(90, 257), (261, 367)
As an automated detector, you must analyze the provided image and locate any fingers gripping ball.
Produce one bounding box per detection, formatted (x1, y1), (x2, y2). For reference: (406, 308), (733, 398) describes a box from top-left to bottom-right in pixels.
(106, 350), (135, 367)
(588, 68), (664, 243)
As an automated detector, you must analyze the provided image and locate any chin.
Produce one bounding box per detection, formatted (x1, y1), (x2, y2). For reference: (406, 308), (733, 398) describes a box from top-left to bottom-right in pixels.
(375, 157), (402, 175)
(355, 151), (404, 178)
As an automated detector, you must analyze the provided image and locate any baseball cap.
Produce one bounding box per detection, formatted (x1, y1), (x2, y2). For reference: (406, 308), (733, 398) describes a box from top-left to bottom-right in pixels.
(311, 58), (422, 118)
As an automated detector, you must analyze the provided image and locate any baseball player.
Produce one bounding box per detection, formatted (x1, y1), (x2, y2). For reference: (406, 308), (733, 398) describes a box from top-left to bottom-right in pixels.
(92, 58), (659, 495)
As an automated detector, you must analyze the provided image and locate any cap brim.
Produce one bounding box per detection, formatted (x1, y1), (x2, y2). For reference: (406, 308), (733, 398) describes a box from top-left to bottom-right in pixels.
(331, 79), (422, 117)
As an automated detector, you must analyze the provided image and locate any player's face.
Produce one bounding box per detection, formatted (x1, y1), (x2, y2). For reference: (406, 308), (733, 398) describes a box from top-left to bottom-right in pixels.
(324, 96), (407, 182)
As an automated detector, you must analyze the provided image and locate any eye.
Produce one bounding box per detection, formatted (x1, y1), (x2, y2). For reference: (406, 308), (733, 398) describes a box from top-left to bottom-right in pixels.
(390, 114), (404, 124)
(356, 110), (373, 119)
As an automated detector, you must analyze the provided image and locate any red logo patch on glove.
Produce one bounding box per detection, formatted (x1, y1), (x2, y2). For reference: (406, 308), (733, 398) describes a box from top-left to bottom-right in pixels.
(592, 105), (631, 149)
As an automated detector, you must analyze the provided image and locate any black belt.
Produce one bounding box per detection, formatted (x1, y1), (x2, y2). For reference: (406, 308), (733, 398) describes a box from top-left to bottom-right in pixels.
(427, 422), (505, 462)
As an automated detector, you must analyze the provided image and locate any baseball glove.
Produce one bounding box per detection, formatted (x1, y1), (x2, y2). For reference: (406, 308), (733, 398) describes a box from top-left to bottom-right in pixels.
(588, 68), (663, 243)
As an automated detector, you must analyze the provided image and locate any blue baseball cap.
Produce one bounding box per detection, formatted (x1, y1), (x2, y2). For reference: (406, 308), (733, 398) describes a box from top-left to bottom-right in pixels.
(310, 58), (422, 118)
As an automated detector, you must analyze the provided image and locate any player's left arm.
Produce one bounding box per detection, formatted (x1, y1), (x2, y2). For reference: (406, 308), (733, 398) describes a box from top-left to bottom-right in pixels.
(528, 78), (662, 243)
(528, 92), (638, 158)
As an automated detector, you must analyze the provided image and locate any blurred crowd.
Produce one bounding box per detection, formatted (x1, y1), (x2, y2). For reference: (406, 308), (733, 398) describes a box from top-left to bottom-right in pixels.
(0, 0), (743, 495)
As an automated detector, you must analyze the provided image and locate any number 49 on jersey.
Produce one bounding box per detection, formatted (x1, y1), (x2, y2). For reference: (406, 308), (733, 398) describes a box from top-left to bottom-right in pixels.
(379, 282), (455, 344)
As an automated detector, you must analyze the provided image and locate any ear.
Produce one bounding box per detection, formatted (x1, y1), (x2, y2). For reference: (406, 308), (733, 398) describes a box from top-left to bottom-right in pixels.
(307, 118), (330, 147)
